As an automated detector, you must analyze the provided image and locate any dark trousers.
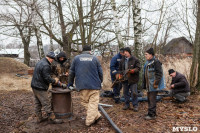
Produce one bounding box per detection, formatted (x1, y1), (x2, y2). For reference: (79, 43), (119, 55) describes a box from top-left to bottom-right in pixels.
(32, 88), (52, 116)
(123, 81), (138, 107)
(147, 91), (158, 117)
(111, 75), (122, 98)
(113, 83), (122, 97)
(172, 92), (190, 102)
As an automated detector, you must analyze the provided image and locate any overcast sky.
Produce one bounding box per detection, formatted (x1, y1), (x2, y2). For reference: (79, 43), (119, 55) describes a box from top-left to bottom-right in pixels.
(0, 0), (196, 47)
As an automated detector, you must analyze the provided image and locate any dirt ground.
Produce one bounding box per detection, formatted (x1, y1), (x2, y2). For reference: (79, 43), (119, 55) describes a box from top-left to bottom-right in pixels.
(0, 57), (200, 133)
(0, 72), (200, 133)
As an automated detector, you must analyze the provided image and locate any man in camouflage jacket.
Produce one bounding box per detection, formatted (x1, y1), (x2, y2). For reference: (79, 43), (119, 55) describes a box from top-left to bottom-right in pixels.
(51, 51), (70, 88)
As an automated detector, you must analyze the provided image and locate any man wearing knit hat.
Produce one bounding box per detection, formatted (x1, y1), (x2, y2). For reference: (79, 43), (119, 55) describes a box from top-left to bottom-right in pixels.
(119, 47), (140, 112)
(31, 51), (63, 124)
(168, 69), (190, 103)
(142, 48), (166, 120)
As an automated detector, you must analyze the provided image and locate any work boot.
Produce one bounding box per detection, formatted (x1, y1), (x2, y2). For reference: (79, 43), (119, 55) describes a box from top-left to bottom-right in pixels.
(94, 116), (102, 124)
(48, 113), (63, 124)
(86, 116), (102, 127)
(122, 105), (130, 110)
(48, 119), (63, 124)
(36, 116), (48, 123)
(114, 96), (120, 104)
(36, 113), (48, 123)
(133, 106), (138, 112)
(144, 115), (156, 120)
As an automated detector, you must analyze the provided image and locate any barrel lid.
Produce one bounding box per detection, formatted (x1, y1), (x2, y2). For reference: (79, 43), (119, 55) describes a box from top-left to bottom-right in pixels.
(49, 87), (72, 93)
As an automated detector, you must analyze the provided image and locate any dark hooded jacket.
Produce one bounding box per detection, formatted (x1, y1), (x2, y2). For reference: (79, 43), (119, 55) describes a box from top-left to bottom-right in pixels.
(51, 51), (70, 84)
(171, 72), (190, 94)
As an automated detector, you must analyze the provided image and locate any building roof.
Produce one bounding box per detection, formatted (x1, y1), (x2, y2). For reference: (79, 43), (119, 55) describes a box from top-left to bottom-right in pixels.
(162, 37), (193, 55)
(0, 49), (24, 58)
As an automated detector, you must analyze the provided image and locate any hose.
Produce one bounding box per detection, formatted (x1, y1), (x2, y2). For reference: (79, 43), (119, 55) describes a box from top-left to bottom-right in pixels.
(98, 105), (123, 133)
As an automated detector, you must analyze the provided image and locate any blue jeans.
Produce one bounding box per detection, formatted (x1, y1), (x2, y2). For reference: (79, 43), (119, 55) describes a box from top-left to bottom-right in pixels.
(123, 81), (138, 107)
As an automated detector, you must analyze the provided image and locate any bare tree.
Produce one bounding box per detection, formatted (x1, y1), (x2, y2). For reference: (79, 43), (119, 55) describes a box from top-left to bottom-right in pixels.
(190, 0), (200, 90)
(31, 0), (45, 59)
(132, 0), (142, 59)
(0, 0), (33, 65)
(111, 0), (124, 48)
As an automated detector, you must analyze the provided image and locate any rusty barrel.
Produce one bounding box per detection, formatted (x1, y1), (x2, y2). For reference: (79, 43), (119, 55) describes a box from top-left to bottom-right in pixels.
(50, 87), (73, 119)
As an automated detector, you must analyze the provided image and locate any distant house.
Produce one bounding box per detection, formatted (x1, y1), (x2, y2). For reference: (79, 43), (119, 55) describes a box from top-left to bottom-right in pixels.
(0, 49), (24, 58)
(162, 37), (193, 56)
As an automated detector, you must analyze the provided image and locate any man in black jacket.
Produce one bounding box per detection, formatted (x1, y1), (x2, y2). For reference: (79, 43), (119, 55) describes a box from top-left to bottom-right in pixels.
(169, 69), (190, 103)
(31, 51), (63, 124)
(119, 47), (140, 112)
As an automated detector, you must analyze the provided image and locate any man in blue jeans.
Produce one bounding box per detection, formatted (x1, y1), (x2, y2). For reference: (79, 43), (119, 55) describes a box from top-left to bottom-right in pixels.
(119, 47), (140, 111)
(110, 48), (124, 103)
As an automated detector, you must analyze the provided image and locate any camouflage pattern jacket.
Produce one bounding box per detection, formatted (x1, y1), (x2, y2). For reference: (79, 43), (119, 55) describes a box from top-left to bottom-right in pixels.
(51, 59), (70, 84)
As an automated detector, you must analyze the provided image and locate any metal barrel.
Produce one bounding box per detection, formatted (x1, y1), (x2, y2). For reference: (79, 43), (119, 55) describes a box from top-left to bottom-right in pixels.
(50, 87), (73, 119)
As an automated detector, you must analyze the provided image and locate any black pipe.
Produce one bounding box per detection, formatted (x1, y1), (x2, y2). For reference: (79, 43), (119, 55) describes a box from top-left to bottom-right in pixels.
(98, 105), (123, 133)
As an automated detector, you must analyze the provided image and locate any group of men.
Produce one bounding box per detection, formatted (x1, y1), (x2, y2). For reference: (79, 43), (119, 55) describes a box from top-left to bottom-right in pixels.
(31, 45), (103, 126)
(110, 47), (190, 120)
(31, 45), (190, 127)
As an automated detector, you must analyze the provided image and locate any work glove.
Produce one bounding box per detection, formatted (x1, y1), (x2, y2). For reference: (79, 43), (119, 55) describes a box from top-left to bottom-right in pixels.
(61, 84), (67, 89)
(115, 74), (123, 80)
(115, 73), (120, 79)
(129, 69), (136, 74)
(68, 86), (74, 90)
(57, 81), (62, 86)
(54, 78), (59, 84)
(153, 80), (159, 89)
(112, 70), (117, 75)
(67, 83), (75, 90)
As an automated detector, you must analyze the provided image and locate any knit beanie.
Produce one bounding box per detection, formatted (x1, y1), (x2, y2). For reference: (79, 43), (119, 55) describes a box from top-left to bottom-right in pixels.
(82, 45), (91, 51)
(57, 51), (67, 59)
(46, 51), (55, 59)
(146, 48), (155, 56)
(168, 69), (175, 75)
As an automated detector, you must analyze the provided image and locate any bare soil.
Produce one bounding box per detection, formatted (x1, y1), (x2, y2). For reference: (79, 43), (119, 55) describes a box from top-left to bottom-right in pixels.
(0, 57), (200, 133)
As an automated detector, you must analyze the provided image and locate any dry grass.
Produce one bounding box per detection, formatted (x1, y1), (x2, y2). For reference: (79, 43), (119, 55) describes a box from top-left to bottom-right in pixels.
(101, 56), (192, 90)
(161, 56), (192, 88)
(0, 73), (32, 91)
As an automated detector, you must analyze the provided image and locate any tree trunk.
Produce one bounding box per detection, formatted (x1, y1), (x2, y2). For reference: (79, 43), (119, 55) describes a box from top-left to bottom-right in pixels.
(17, 25), (31, 66)
(35, 27), (45, 59)
(49, 0), (54, 51)
(88, 0), (95, 46)
(77, 0), (86, 46)
(132, 0), (142, 59)
(111, 0), (124, 49)
(57, 0), (71, 57)
(190, 0), (200, 90)
(24, 43), (30, 66)
(132, 0), (144, 89)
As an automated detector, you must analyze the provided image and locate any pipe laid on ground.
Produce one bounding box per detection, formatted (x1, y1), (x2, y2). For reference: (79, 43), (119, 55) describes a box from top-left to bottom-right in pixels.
(98, 105), (123, 133)
(98, 103), (113, 107)
(120, 96), (163, 102)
